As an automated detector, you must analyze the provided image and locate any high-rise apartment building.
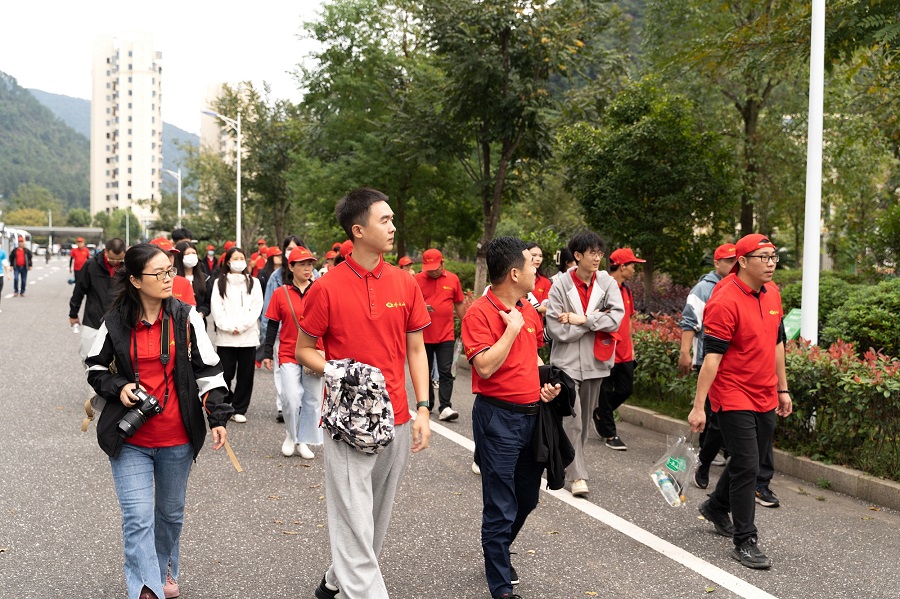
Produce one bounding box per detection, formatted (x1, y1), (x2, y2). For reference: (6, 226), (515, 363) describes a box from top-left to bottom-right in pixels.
(200, 83), (242, 162)
(90, 33), (163, 230)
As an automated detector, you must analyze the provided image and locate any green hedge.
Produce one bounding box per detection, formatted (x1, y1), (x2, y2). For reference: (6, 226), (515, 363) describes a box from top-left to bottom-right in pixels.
(821, 278), (900, 356)
(632, 313), (900, 481)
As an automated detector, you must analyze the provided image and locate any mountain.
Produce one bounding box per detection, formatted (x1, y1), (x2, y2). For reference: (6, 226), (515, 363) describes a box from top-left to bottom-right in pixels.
(28, 88), (199, 180)
(0, 72), (89, 209)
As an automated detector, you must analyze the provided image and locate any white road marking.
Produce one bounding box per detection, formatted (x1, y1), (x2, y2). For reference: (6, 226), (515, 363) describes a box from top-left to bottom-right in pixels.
(417, 414), (780, 599)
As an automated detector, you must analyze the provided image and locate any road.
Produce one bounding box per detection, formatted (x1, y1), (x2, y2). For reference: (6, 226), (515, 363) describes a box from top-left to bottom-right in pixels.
(1, 257), (898, 599)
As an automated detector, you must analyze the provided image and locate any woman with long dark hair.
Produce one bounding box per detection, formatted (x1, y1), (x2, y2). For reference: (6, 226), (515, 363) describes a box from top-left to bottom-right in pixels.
(211, 246), (263, 422)
(173, 240), (211, 319)
(85, 243), (232, 599)
(525, 241), (552, 315)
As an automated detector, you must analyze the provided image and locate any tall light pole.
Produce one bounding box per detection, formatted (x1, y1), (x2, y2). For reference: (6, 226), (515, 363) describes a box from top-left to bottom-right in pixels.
(164, 168), (183, 228)
(202, 110), (242, 245)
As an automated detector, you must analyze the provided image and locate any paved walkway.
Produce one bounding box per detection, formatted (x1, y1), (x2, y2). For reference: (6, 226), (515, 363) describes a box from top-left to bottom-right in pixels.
(1, 257), (898, 598)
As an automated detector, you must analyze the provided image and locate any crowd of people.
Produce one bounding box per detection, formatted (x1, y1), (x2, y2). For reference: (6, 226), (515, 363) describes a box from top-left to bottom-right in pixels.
(66, 189), (792, 599)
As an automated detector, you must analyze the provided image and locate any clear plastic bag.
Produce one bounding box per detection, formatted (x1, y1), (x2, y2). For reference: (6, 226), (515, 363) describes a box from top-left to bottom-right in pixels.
(649, 432), (699, 507)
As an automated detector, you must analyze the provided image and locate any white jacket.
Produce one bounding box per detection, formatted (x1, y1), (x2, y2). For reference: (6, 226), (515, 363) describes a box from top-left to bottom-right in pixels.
(211, 273), (263, 347)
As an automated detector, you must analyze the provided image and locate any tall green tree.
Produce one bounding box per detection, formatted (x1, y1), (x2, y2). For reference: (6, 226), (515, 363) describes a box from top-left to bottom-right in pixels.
(64, 207), (92, 228)
(560, 80), (737, 296)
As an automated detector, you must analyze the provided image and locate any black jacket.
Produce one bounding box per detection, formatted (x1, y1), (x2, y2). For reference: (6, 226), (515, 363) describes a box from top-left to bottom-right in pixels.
(9, 246), (32, 269)
(534, 365), (577, 490)
(85, 298), (232, 458)
(69, 252), (118, 328)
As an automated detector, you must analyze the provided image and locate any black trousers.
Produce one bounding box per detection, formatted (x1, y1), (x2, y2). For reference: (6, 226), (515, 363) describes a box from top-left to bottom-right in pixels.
(217, 345), (257, 415)
(596, 360), (635, 437)
(697, 398), (723, 473)
(425, 340), (456, 412)
(708, 409), (776, 545)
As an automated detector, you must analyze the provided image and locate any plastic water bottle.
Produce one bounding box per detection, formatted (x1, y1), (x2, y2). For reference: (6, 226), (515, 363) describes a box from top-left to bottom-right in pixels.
(72, 323), (81, 335)
(653, 470), (682, 507)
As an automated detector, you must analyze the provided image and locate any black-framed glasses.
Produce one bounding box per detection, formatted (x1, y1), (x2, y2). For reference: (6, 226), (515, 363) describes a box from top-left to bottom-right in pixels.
(744, 253), (779, 264)
(140, 268), (176, 281)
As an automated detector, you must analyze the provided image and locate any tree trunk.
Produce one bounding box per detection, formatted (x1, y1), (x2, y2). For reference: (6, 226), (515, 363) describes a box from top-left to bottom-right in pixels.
(641, 256), (655, 309)
(473, 140), (513, 293)
(740, 96), (760, 235)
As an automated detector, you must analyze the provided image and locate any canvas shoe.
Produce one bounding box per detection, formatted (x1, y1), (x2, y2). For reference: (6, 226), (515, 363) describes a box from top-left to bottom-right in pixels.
(296, 443), (315, 459)
(439, 407), (460, 421)
(693, 469), (709, 490)
(471, 462), (481, 475)
(571, 479), (589, 497)
(281, 433), (295, 457)
(605, 436), (627, 451)
(230, 414), (247, 423)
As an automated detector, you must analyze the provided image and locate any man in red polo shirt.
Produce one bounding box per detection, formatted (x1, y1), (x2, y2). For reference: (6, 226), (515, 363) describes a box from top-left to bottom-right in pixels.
(463, 236), (560, 599)
(415, 248), (466, 421)
(69, 237), (91, 283)
(689, 233), (792, 570)
(295, 188), (431, 599)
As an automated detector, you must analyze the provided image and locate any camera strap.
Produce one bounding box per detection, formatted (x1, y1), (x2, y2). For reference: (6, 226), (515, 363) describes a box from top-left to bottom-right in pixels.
(132, 313), (172, 411)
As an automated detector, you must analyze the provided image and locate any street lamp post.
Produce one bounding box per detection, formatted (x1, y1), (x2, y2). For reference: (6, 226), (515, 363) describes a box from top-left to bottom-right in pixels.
(164, 168), (183, 229)
(202, 110), (242, 245)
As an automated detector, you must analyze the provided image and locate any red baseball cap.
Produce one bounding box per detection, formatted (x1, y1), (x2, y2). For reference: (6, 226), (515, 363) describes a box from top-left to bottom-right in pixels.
(714, 243), (737, 261)
(76, 237), (85, 242)
(609, 248), (645, 266)
(325, 250), (338, 260)
(267, 246), (283, 257)
(223, 240), (235, 251)
(257, 238), (267, 245)
(339, 240), (354, 258)
(288, 246), (315, 263)
(421, 248), (443, 271)
(332, 242), (342, 251)
(17, 235), (24, 242)
(206, 244), (215, 251)
(398, 256), (413, 267)
(149, 237), (177, 253)
(730, 234), (776, 274)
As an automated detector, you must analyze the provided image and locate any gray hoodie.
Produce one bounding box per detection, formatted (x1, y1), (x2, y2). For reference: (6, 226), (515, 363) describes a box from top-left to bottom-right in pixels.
(680, 270), (723, 367)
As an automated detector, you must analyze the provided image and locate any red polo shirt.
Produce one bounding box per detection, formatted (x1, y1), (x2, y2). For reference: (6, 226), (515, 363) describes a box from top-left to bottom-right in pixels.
(299, 255), (431, 426)
(71, 247), (90, 271)
(570, 270), (596, 312)
(532, 273), (552, 306)
(414, 269), (464, 344)
(614, 283), (635, 363)
(128, 313), (190, 448)
(703, 274), (783, 413)
(172, 275), (197, 306)
(265, 283), (324, 365)
(462, 287), (544, 405)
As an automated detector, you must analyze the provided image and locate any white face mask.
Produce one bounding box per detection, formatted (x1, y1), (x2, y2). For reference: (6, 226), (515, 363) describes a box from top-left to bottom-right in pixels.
(229, 260), (247, 273)
(182, 254), (199, 268)
(207, 250), (215, 257)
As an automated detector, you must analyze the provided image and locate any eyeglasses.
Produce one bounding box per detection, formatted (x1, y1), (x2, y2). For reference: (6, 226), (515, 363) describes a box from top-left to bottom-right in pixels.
(140, 268), (176, 281)
(744, 253), (779, 264)
(578, 250), (604, 259)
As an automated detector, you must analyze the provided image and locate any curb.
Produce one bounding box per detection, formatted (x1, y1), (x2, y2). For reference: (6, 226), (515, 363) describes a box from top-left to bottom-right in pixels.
(617, 404), (900, 512)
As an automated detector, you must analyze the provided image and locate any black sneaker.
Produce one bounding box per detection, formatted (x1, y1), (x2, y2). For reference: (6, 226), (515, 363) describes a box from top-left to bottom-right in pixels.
(693, 469), (709, 490)
(510, 564), (520, 585)
(755, 485), (780, 508)
(731, 538), (772, 569)
(605, 436), (627, 451)
(699, 499), (735, 537)
(493, 594), (522, 599)
(591, 408), (604, 440)
(314, 575), (339, 599)
(276, 411), (284, 423)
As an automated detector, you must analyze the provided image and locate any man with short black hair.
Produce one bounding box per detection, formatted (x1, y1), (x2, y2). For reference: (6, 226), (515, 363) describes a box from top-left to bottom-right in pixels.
(463, 236), (561, 599)
(171, 227), (194, 244)
(69, 238), (126, 360)
(296, 187), (431, 599)
(689, 233), (793, 570)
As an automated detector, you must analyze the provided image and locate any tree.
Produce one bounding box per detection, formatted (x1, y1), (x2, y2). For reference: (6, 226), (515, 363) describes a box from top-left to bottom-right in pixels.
(3, 207), (47, 227)
(420, 0), (618, 291)
(560, 80), (737, 297)
(8, 183), (66, 216)
(65, 207), (92, 228)
(92, 208), (141, 242)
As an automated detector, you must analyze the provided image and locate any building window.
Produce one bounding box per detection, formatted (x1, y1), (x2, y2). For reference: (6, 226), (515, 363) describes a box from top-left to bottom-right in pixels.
(128, 193), (132, 199)
(128, 142), (132, 148)
(128, 155), (132, 161)
(128, 167), (132, 174)
(151, 142), (156, 149)
(106, 107), (110, 114)
(128, 116), (132, 122)
(128, 76), (132, 83)
(106, 82), (110, 89)
(106, 182), (110, 189)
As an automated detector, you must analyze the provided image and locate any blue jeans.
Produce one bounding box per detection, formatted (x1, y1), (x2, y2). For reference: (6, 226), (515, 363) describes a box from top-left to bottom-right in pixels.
(472, 397), (542, 598)
(109, 443), (193, 599)
(13, 266), (27, 294)
(280, 362), (324, 445)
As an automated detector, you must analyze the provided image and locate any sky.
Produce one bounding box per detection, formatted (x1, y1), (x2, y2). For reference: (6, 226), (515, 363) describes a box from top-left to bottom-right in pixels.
(2, 0), (325, 134)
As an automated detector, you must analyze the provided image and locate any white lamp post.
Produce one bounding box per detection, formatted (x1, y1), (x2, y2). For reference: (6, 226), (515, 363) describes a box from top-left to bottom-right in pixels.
(164, 168), (183, 229)
(202, 110), (242, 245)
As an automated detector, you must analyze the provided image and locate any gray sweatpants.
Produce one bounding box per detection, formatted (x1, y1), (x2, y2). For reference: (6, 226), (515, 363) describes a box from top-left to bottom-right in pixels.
(563, 377), (604, 481)
(323, 422), (411, 599)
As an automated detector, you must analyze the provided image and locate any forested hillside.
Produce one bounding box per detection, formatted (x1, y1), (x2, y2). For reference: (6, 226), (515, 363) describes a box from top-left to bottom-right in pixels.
(0, 71), (89, 210)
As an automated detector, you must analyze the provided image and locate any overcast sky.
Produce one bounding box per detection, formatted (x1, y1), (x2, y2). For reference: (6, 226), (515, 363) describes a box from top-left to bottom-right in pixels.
(3, 0), (324, 134)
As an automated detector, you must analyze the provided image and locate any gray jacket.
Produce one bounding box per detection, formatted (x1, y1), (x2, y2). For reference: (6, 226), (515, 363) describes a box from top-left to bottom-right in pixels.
(546, 268), (625, 381)
(680, 270), (722, 368)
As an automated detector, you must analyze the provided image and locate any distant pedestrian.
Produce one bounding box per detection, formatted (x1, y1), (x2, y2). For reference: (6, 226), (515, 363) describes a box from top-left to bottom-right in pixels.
(85, 242), (232, 599)
(296, 188), (431, 599)
(170, 227), (194, 245)
(462, 236), (561, 599)
(211, 246), (263, 423)
(593, 247), (645, 451)
(69, 238), (127, 361)
(10, 235), (32, 297)
(202, 244), (218, 277)
(398, 255), (415, 275)
(257, 246), (282, 292)
(319, 250), (338, 275)
(689, 233), (792, 570)
(0, 246), (9, 312)
(174, 241), (211, 320)
(545, 231), (624, 497)
(415, 248), (466, 421)
(525, 242), (552, 315)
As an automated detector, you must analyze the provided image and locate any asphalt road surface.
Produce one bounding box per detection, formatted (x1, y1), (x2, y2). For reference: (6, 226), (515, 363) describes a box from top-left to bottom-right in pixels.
(1, 257), (898, 599)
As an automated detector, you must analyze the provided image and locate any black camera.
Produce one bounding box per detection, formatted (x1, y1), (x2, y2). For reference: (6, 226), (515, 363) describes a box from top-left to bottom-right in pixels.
(117, 387), (163, 438)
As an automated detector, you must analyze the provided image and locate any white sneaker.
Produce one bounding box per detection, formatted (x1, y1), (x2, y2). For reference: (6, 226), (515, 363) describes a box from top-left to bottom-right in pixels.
(439, 407), (459, 421)
(471, 462), (481, 475)
(296, 443), (315, 459)
(711, 452), (727, 467)
(231, 414), (247, 423)
(281, 433), (295, 457)
(571, 479), (589, 497)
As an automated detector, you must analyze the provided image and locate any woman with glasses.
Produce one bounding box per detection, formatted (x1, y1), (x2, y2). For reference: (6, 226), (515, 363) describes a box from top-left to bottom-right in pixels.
(211, 246), (264, 423)
(85, 243), (232, 599)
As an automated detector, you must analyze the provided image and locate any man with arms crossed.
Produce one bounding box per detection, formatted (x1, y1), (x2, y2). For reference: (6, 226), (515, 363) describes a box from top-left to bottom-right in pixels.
(296, 188), (432, 599)
(689, 234), (792, 569)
